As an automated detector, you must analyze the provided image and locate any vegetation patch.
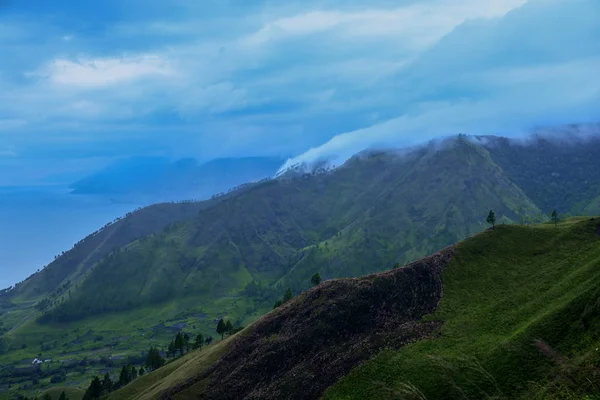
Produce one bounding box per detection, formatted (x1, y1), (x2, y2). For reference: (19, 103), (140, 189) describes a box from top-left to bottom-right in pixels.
(325, 219), (600, 399)
(158, 248), (454, 400)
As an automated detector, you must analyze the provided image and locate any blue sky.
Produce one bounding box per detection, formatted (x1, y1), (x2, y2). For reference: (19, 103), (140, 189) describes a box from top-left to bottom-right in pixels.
(0, 0), (599, 184)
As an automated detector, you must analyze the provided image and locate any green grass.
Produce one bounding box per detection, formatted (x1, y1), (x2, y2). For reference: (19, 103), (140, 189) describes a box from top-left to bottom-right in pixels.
(0, 293), (266, 399)
(68, 217), (600, 400)
(2, 293), (261, 362)
(40, 387), (85, 400)
(106, 334), (236, 400)
(324, 218), (600, 399)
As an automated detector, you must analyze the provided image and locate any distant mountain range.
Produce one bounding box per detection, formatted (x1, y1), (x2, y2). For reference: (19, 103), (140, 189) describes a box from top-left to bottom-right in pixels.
(69, 156), (286, 201)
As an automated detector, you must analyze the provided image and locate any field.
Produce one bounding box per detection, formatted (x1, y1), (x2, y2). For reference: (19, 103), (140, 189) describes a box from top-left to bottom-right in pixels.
(0, 293), (267, 399)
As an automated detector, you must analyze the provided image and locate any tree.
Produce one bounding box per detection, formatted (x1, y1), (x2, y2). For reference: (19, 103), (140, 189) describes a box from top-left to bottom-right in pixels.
(486, 210), (496, 229)
(174, 332), (185, 356)
(194, 333), (204, 350)
(42, 395), (52, 400)
(139, 366), (145, 376)
(145, 346), (164, 371)
(167, 340), (175, 358)
(311, 272), (322, 286)
(205, 336), (213, 345)
(216, 319), (226, 339)
(551, 209), (559, 227)
(130, 365), (138, 380)
(283, 288), (293, 303)
(183, 333), (190, 353)
(118, 364), (131, 387)
(273, 299), (282, 309)
(225, 320), (233, 336)
(83, 376), (103, 400)
(58, 392), (68, 400)
(101, 372), (113, 393)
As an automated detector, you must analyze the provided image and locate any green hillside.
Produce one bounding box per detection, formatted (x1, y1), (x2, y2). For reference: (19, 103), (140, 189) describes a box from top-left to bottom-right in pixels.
(327, 218), (600, 399)
(40, 387), (85, 400)
(482, 135), (600, 214)
(104, 218), (600, 400)
(36, 136), (539, 325)
(4, 134), (600, 397)
(2, 202), (208, 303)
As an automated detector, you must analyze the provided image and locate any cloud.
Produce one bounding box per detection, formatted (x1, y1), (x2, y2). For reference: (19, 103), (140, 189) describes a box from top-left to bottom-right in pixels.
(243, 0), (527, 49)
(33, 55), (174, 88)
(280, 0), (600, 171)
(1, 0), (598, 185)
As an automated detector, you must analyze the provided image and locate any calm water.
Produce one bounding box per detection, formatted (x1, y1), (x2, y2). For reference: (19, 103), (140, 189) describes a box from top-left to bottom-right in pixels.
(0, 186), (142, 289)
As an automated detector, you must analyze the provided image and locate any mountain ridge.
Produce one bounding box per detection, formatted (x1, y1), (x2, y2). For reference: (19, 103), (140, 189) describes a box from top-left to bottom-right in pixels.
(104, 218), (600, 400)
(4, 131), (600, 398)
(69, 156), (285, 202)
(35, 135), (541, 324)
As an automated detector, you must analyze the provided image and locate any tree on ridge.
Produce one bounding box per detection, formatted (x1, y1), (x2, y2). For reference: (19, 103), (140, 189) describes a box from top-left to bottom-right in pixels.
(487, 210), (496, 229)
(216, 318), (226, 339)
(551, 209), (559, 227)
(311, 272), (322, 286)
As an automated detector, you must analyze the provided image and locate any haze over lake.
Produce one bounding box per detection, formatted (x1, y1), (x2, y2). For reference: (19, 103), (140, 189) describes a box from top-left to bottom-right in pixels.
(0, 186), (140, 289)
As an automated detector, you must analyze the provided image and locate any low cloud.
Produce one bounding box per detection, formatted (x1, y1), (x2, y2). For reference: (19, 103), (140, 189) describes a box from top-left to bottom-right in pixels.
(280, 0), (600, 171)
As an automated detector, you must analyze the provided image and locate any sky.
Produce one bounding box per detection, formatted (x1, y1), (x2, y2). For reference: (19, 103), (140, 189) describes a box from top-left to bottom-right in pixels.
(0, 0), (599, 184)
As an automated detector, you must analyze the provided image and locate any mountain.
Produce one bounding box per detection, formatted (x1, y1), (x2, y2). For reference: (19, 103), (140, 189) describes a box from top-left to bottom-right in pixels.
(1, 202), (205, 302)
(3, 131), (600, 398)
(479, 128), (600, 214)
(105, 217), (600, 400)
(34, 135), (541, 324)
(0, 179), (269, 304)
(69, 156), (285, 201)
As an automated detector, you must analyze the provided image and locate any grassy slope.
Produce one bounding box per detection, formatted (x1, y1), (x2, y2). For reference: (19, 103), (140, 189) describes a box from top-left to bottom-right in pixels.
(326, 217), (600, 399)
(106, 335), (236, 400)
(280, 137), (539, 290)
(92, 218), (600, 400)
(40, 387), (85, 400)
(105, 249), (454, 400)
(584, 193), (600, 215)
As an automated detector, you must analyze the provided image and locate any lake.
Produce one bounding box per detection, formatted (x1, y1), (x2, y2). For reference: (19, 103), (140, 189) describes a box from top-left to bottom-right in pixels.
(0, 186), (142, 289)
